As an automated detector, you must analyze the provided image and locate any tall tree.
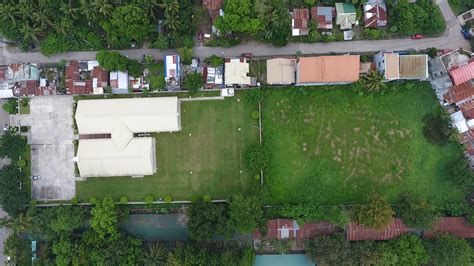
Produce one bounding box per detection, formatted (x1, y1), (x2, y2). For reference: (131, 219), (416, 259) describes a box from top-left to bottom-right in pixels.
(90, 197), (119, 239)
(0, 130), (27, 160)
(0, 213), (31, 235)
(390, 234), (429, 266)
(229, 194), (264, 233)
(363, 70), (386, 93)
(425, 234), (473, 266)
(142, 242), (168, 266)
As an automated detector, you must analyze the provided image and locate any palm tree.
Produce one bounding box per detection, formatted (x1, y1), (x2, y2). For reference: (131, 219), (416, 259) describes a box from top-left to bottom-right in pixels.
(0, 214), (32, 235)
(60, 2), (80, 20)
(0, 3), (20, 23)
(32, 8), (54, 29)
(363, 70), (386, 93)
(163, 12), (181, 32)
(142, 243), (168, 266)
(133, 0), (160, 19)
(93, 0), (114, 17)
(80, 0), (98, 22)
(20, 23), (42, 43)
(160, 0), (179, 17)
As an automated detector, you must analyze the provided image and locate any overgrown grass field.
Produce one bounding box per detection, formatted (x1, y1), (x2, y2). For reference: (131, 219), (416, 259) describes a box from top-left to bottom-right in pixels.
(76, 92), (259, 201)
(262, 84), (464, 205)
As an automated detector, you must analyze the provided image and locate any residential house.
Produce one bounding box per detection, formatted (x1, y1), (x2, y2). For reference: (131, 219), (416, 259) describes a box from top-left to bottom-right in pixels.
(66, 61), (108, 95)
(296, 55), (360, 85)
(363, 0), (387, 28)
(266, 58), (296, 85)
(165, 55), (180, 88)
(203, 66), (224, 88)
(374, 52), (429, 80)
(224, 58), (252, 87)
(253, 219), (338, 251)
(458, 9), (474, 26)
(0, 63), (40, 98)
(203, 0), (224, 34)
(109, 71), (129, 94)
(292, 8), (310, 36)
(449, 60), (474, 86)
(335, 3), (357, 30)
(311, 7), (335, 30)
(347, 219), (411, 241)
(347, 217), (474, 241)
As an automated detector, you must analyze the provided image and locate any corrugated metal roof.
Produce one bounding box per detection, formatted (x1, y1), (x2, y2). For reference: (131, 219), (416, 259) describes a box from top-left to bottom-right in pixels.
(297, 55), (360, 84)
(347, 218), (411, 241)
(424, 217), (474, 238)
(449, 61), (474, 85)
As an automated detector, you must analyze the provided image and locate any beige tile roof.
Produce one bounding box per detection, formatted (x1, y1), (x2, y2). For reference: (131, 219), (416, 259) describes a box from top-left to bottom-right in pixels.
(384, 53), (399, 79)
(399, 55), (428, 79)
(266, 58), (296, 85)
(297, 55), (360, 84)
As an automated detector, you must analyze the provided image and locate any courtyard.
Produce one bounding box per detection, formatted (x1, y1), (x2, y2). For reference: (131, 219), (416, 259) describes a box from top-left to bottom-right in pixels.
(11, 96), (75, 201)
(76, 92), (259, 201)
(262, 84), (464, 204)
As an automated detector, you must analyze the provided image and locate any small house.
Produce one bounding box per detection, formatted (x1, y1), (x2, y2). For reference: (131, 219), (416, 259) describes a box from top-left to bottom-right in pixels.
(374, 52), (428, 80)
(165, 55), (180, 87)
(296, 55), (360, 85)
(292, 8), (310, 36)
(311, 7), (335, 30)
(363, 0), (387, 28)
(266, 58), (296, 85)
(109, 71), (129, 94)
(335, 3), (357, 30)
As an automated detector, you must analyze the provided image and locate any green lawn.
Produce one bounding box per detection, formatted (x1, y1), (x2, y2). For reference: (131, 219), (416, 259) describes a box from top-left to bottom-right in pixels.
(76, 92), (259, 201)
(448, 0), (473, 15)
(19, 98), (30, 114)
(262, 84), (464, 205)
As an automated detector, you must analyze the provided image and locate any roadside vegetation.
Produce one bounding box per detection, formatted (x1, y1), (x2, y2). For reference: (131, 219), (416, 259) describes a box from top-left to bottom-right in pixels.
(448, 0), (474, 15)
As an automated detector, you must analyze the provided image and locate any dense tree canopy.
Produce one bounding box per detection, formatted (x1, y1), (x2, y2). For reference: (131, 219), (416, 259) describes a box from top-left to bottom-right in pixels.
(390, 234), (429, 266)
(0, 130), (27, 160)
(229, 194), (264, 233)
(398, 193), (438, 230)
(187, 201), (232, 240)
(425, 234), (473, 265)
(0, 165), (29, 216)
(101, 5), (154, 48)
(183, 73), (204, 93)
(390, 0), (445, 35)
(90, 197), (119, 239)
(214, 0), (264, 35)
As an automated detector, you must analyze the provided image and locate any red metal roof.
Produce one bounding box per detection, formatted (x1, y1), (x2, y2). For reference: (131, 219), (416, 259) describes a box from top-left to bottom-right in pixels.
(347, 218), (411, 241)
(424, 217), (474, 238)
(65, 61), (94, 95)
(444, 80), (474, 105)
(293, 8), (310, 33)
(449, 60), (474, 86)
(253, 219), (337, 240)
(92, 66), (109, 88)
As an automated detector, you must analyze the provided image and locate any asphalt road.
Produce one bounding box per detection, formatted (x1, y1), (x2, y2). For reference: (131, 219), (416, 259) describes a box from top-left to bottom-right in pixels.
(0, 0), (470, 64)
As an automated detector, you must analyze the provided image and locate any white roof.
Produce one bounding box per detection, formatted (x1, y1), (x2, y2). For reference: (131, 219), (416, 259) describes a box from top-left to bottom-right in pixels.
(75, 97), (181, 134)
(225, 59), (251, 85)
(87, 61), (99, 71)
(0, 82), (13, 98)
(451, 111), (469, 133)
(165, 55), (179, 80)
(75, 97), (181, 177)
(77, 137), (156, 177)
(110, 71), (128, 89)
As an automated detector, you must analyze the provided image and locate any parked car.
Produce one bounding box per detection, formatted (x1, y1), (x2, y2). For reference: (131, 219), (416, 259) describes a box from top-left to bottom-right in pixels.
(32, 175), (41, 180)
(241, 53), (253, 58)
(411, 34), (425, 39)
(461, 28), (472, 39)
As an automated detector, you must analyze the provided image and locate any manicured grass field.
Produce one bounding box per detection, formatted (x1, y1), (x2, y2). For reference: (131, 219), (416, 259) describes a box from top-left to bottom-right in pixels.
(262, 84), (464, 205)
(76, 92), (259, 201)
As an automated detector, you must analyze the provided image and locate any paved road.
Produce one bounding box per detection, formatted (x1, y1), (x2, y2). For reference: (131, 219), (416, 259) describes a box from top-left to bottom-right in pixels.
(0, 0), (470, 64)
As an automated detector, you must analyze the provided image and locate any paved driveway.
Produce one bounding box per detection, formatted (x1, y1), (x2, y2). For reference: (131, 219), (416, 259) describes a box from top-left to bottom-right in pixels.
(12, 96), (75, 200)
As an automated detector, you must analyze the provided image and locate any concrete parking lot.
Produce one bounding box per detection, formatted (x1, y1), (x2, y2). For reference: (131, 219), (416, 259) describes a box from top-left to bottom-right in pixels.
(12, 96), (75, 200)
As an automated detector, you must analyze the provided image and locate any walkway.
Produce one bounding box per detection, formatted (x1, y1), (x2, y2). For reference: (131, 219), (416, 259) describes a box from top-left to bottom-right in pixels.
(0, 0), (469, 65)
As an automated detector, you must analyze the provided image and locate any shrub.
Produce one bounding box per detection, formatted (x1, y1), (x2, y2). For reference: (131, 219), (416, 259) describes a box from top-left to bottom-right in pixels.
(70, 197), (78, 205)
(144, 195), (154, 204)
(190, 195), (201, 203)
(427, 47), (438, 58)
(422, 112), (453, 146)
(244, 143), (269, 173)
(425, 234), (472, 265)
(398, 193), (438, 229)
(164, 195), (173, 203)
(16, 159), (26, 168)
(120, 196), (128, 204)
(177, 47), (193, 65)
(254, 174), (261, 181)
(183, 73), (203, 93)
(29, 200), (37, 207)
(245, 89), (264, 103)
(2, 98), (18, 114)
(352, 196), (394, 230)
(203, 195), (212, 202)
(153, 35), (170, 50)
(250, 110), (260, 120)
(89, 197), (98, 205)
(205, 55), (224, 67)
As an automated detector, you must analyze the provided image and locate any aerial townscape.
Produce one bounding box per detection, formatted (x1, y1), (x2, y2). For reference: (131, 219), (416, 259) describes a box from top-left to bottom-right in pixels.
(0, 0), (474, 265)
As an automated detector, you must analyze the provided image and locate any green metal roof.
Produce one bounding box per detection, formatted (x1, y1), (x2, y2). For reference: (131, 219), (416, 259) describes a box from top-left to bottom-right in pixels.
(335, 3), (356, 14)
